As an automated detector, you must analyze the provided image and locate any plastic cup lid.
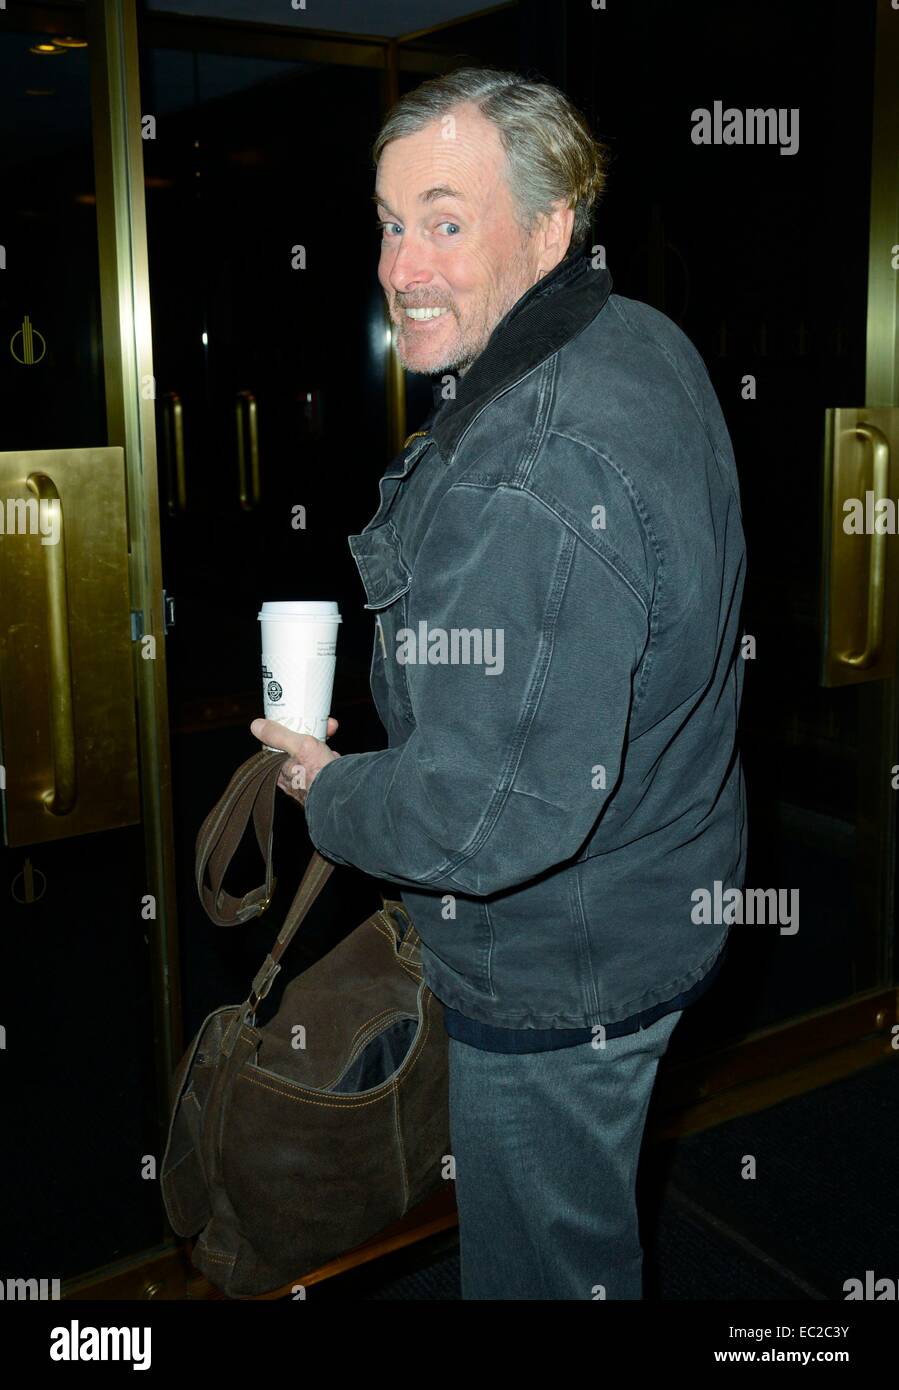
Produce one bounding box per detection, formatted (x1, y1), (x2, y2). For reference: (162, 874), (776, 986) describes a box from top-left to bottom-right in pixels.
(258, 600), (342, 621)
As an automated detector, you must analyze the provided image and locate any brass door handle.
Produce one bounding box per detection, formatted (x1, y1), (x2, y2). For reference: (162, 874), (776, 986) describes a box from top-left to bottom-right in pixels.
(25, 471), (77, 815)
(821, 407), (899, 687)
(236, 389), (260, 510)
(160, 390), (186, 515)
(840, 424), (888, 669)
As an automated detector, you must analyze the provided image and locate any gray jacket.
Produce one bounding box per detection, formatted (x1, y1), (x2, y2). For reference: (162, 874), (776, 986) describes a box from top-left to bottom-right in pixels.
(304, 249), (747, 1029)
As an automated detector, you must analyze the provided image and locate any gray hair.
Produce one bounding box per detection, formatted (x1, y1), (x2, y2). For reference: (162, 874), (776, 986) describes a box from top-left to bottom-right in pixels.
(372, 67), (609, 254)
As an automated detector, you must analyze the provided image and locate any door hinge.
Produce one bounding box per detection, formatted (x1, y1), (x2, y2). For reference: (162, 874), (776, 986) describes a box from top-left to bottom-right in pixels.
(130, 593), (176, 642)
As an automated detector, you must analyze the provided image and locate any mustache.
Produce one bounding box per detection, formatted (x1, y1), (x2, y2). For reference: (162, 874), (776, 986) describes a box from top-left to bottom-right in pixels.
(395, 297), (456, 313)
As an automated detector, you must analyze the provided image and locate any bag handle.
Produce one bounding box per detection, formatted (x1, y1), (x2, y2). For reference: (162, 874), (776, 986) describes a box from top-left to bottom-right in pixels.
(195, 748), (337, 1016)
(195, 748), (332, 922)
(197, 748), (277, 924)
(195, 749), (341, 1053)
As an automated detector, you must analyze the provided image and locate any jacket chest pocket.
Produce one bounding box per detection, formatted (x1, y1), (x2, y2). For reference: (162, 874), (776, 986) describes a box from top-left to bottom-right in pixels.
(348, 520), (415, 722)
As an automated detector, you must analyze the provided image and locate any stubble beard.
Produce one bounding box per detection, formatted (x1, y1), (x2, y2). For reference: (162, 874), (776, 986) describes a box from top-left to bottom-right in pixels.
(396, 242), (536, 379)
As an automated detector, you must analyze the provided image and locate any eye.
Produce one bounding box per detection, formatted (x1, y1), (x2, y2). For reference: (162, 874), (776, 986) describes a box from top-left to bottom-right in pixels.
(377, 221), (402, 237)
(437, 222), (460, 235)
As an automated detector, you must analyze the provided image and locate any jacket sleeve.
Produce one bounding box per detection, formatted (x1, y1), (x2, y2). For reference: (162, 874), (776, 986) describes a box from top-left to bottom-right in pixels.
(303, 481), (649, 898)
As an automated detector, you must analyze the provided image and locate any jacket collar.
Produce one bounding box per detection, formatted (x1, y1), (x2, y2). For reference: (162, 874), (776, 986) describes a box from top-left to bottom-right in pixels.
(422, 248), (612, 462)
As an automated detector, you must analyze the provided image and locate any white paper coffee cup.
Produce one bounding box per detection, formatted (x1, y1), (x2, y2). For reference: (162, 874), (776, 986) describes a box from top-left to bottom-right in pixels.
(258, 600), (342, 748)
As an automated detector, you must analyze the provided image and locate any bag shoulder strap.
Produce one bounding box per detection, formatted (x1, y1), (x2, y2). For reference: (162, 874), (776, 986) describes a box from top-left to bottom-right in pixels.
(196, 751), (339, 1049)
(197, 749), (281, 924)
(195, 746), (335, 944)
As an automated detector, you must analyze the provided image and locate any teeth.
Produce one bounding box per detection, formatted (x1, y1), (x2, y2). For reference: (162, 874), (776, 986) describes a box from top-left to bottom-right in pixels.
(404, 307), (449, 320)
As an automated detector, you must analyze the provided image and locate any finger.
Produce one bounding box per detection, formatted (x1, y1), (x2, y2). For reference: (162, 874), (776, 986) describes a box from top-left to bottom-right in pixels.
(250, 718), (310, 757)
(326, 716), (339, 737)
(251, 717), (289, 748)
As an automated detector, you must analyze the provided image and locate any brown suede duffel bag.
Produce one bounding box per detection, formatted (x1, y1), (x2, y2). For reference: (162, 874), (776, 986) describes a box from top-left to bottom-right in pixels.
(161, 749), (450, 1298)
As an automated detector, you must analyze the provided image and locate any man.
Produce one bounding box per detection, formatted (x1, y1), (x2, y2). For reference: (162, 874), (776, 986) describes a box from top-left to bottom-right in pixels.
(251, 67), (747, 1301)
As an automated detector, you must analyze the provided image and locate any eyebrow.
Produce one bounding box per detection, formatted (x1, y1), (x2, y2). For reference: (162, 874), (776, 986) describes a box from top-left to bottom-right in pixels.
(372, 185), (465, 216)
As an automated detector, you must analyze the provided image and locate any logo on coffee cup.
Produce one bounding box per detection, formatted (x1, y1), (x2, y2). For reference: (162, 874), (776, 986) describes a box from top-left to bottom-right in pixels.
(266, 680), (283, 702)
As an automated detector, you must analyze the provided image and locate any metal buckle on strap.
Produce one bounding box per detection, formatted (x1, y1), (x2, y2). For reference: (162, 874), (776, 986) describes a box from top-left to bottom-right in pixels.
(250, 955), (281, 1004)
(253, 885), (275, 917)
(233, 880), (276, 923)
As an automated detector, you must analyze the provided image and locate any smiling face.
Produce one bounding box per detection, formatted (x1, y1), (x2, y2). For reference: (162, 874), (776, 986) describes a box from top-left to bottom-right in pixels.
(375, 103), (570, 377)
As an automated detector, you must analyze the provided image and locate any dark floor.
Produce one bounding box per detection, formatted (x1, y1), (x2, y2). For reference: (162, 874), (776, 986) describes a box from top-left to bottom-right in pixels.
(306, 1056), (898, 1300)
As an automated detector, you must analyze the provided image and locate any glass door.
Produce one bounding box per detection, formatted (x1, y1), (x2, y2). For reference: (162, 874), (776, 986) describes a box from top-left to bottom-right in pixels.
(140, 35), (391, 713)
(136, 16), (404, 1048)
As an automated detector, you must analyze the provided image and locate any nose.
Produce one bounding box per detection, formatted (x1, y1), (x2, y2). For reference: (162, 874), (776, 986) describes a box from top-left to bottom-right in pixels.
(381, 231), (436, 296)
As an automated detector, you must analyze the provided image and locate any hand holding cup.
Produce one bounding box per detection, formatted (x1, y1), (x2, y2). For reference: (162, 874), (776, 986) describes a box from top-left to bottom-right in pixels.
(250, 716), (341, 804)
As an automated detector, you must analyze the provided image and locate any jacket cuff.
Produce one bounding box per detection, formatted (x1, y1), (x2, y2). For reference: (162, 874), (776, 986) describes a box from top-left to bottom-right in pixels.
(302, 752), (350, 863)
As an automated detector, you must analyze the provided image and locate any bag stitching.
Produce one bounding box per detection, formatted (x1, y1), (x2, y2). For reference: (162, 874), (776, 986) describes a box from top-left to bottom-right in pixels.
(196, 1248), (237, 1266)
(237, 1000), (434, 1107)
(317, 1010), (413, 1093)
(391, 1077), (410, 1211)
(346, 1006), (410, 1052)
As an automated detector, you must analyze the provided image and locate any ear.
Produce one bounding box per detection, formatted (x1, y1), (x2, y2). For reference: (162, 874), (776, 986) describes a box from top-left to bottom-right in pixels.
(536, 199), (576, 273)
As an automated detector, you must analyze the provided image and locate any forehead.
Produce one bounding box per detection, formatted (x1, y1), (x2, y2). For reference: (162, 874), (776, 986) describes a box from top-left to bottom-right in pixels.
(376, 104), (508, 197)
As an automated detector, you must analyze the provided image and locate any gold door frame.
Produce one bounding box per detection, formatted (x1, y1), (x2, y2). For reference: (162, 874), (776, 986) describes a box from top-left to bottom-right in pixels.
(846, 0), (899, 988)
(86, 0), (183, 1127)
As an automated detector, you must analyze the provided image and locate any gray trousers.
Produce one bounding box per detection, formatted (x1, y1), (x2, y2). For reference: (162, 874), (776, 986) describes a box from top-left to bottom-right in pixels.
(447, 1009), (683, 1300)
